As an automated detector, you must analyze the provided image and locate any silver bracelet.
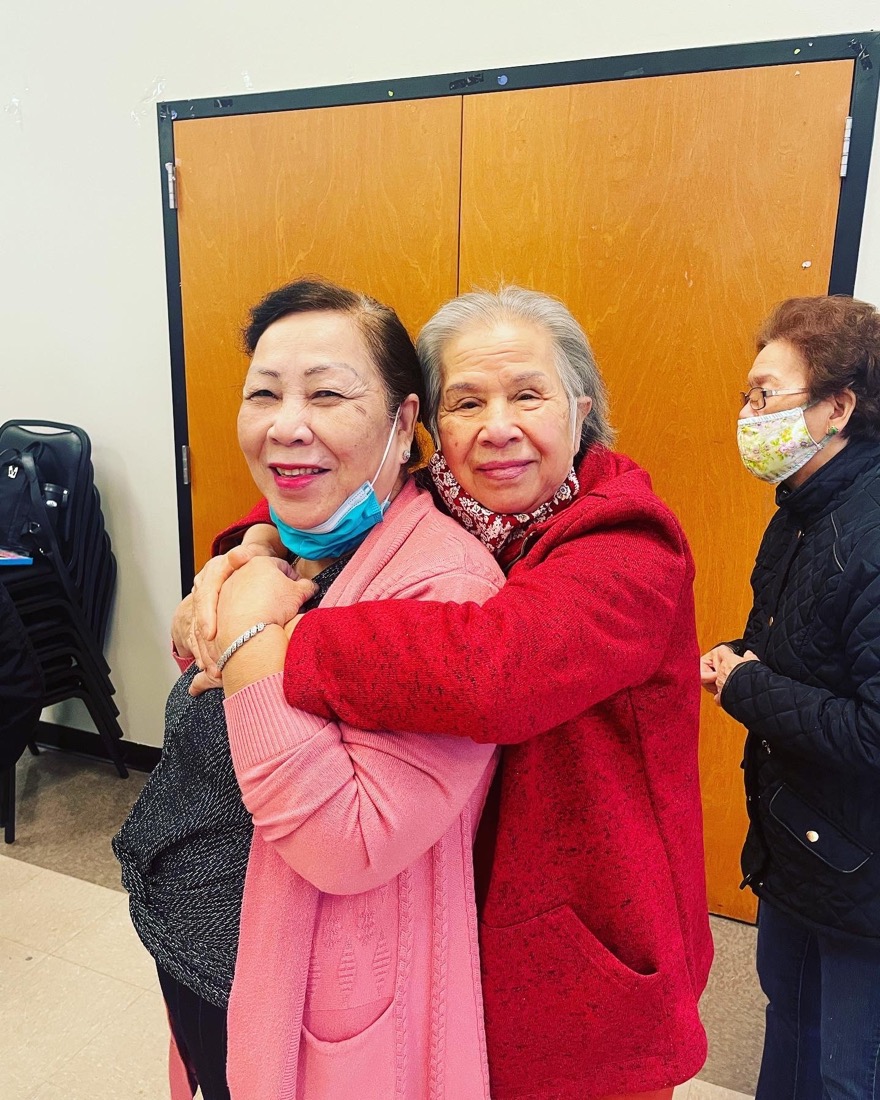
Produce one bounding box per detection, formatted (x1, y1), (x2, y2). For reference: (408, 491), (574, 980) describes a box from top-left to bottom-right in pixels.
(216, 622), (267, 673)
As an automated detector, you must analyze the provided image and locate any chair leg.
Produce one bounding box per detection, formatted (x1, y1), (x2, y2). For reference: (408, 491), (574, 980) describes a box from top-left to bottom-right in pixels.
(27, 741), (41, 756)
(1, 767), (15, 844)
(82, 697), (129, 779)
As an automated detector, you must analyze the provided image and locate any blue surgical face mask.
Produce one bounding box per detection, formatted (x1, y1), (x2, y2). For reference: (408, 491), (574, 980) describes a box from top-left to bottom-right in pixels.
(270, 410), (401, 560)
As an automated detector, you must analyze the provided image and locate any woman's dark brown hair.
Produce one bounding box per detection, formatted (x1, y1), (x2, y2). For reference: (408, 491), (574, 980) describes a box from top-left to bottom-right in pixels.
(243, 277), (427, 465)
(757, 295), (880, 442)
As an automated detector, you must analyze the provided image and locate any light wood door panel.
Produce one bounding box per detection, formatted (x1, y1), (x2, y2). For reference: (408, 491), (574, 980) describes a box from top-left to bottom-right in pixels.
(459, 61), (854, 919)
(174, 97), (462, 567)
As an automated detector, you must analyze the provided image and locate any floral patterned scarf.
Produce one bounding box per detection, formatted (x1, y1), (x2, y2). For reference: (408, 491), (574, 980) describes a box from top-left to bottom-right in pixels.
(428, 451), (580, 566)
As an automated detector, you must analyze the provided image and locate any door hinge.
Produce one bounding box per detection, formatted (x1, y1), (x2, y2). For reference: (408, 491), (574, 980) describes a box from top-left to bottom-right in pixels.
(840, 116), (853, 178)
(181, 444), (191, 486)
(164, 160), (178, 209)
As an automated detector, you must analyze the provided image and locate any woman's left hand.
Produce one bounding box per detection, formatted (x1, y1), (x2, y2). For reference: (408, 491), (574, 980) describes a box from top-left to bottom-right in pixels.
(188, 559), (316, 696)
(713, 647), (759, 702)
(214, 556), (314, 648)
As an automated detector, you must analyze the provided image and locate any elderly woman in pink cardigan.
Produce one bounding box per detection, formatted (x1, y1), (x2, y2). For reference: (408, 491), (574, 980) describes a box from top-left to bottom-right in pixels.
(116, 278), (501, 1100)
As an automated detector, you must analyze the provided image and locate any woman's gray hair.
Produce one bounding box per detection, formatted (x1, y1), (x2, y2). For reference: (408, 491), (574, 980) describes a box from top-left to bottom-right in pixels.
(417, 286), (614, 454)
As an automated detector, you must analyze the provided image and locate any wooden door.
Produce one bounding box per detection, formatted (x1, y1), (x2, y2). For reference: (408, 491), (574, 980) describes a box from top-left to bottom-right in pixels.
(173, 97), (462, 567)
(459, 61), (854, 919)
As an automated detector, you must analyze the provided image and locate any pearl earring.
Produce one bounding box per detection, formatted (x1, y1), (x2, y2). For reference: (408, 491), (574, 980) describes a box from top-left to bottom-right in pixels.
(402, 449), (411, 462)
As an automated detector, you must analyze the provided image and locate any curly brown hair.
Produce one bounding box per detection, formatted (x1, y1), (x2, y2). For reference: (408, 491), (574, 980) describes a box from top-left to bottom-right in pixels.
(757, 295), (880, 442)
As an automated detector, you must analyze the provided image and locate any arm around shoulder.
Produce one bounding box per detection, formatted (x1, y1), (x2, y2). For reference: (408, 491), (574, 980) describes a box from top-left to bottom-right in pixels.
(284, 511), (694, 743)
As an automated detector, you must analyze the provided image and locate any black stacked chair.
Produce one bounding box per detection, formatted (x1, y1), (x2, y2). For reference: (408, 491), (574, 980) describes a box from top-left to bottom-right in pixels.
(0, 583), (45, 843)
(0, 421), (128, 811)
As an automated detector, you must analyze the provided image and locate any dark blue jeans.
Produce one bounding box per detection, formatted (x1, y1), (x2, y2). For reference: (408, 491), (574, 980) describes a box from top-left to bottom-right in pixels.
(755, 900), (880, 1100)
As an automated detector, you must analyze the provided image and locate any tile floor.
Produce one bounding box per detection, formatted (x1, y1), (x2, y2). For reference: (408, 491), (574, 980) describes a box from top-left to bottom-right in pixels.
(0, 854), (168, 1099)
(1, 748), (762, 1099)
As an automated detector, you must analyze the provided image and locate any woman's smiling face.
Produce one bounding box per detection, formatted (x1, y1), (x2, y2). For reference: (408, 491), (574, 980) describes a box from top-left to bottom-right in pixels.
(436, 319), (589, 514)
(237, 310), (408, 531)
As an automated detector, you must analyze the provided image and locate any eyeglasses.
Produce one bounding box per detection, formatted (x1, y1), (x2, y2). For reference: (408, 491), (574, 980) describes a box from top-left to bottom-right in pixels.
(739, 386), (810, 412)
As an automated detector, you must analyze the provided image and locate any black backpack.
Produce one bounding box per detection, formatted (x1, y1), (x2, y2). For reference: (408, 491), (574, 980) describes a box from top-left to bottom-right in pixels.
(0, 444), (69, 562)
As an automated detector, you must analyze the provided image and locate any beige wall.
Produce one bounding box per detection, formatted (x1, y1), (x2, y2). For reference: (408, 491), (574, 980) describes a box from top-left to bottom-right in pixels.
(2, 0), (879, 748)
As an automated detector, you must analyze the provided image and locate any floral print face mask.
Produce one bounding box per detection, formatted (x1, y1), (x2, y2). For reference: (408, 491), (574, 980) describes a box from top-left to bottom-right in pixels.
(737, 404), (831, 484)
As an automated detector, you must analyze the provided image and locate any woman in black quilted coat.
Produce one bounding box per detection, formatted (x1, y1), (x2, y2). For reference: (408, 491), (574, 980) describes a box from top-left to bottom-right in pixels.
(701, 295), (880, 1100)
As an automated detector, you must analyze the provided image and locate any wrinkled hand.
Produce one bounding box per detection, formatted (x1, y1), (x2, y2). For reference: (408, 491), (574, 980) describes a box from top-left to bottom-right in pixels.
(189, 558), (316, 696)
(189, 545), (261, 673)
(188, 666), (224, 697)
(700, 645), (759, 705)
(215, 557), (315, 648)
(193, 527), (283, 640)
(183, 525), (282, 675)
(171, 592), (197, 661)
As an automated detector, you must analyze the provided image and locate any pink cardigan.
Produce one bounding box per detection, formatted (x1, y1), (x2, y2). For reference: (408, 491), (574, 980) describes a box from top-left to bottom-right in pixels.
(217, 481), (503, 1099)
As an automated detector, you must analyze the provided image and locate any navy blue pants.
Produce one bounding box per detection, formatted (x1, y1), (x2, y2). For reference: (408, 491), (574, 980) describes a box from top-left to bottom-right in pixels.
(156, 964), (230, 1100)
(755, 901), (880, 1100)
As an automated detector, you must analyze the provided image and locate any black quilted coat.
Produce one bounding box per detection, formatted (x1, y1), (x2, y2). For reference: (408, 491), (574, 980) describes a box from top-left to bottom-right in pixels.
(722, 439), (880, 939)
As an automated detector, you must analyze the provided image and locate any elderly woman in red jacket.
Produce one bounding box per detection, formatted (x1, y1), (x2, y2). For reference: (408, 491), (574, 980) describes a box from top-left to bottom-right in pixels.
(191, 286), (712, 1100)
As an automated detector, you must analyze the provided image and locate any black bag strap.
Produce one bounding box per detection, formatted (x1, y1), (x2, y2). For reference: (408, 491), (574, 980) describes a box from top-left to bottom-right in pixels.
(14, 449), (55, 553)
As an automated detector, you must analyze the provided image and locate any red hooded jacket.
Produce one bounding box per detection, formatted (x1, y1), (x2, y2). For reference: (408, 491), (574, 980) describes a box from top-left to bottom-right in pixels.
(219, 445), (712, 1099)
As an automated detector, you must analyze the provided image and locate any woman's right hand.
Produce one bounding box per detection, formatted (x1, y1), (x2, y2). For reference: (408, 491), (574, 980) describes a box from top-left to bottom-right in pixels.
(171, 591), (196, 661)
(700, 644), (732, 698)
(700, 644), (757, 704)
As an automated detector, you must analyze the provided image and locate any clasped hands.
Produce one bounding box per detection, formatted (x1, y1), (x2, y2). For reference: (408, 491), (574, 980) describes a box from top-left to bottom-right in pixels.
(177, 535), (762, 704)
(700, 644), (759, 705)
(171, 536), (317, 696)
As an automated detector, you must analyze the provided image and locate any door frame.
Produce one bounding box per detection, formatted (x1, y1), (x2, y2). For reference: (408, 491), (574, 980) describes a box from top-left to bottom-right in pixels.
(158, 31), (880, 592)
